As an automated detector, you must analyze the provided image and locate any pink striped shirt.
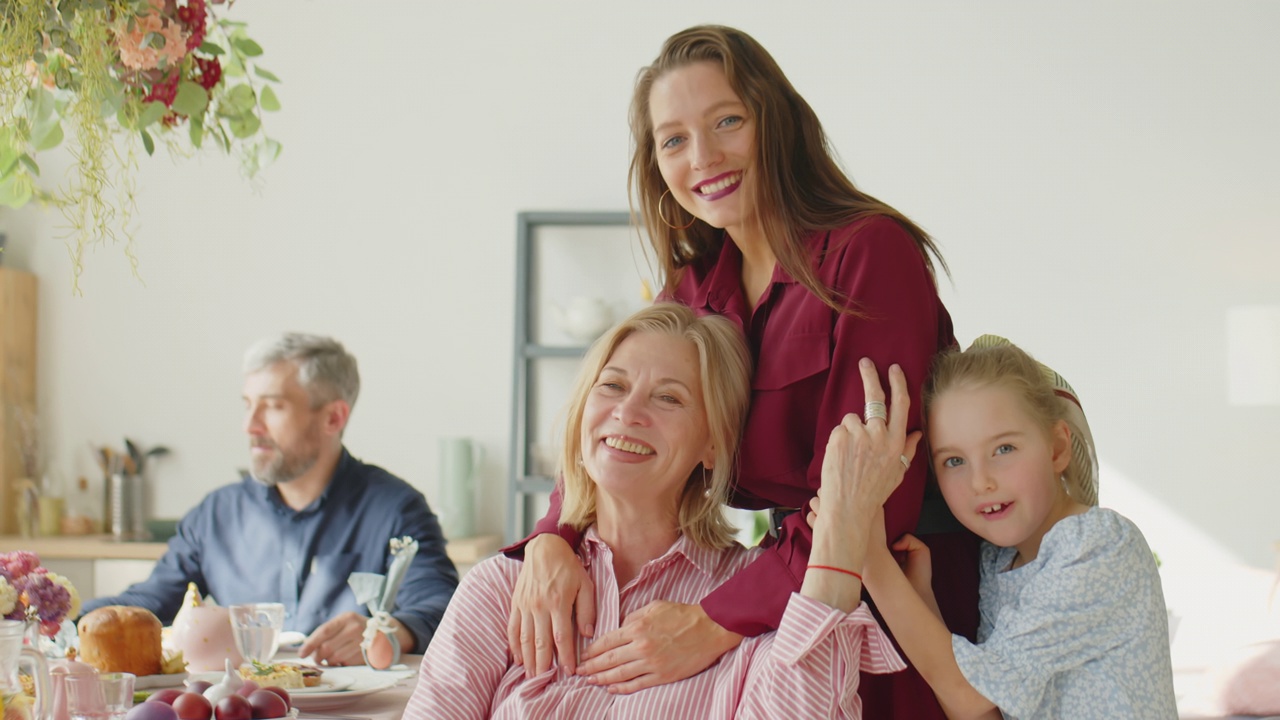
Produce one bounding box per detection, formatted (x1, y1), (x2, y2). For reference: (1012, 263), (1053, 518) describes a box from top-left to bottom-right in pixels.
(405, 528), (905, 719)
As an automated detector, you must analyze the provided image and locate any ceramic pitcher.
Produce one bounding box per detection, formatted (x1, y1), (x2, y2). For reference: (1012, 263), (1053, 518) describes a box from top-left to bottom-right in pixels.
(438, 438), (483, 540)
(0, 620), (51, 720)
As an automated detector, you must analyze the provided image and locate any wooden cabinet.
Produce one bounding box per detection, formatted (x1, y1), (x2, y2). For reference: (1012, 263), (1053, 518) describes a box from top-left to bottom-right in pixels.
(0, 267), (37, 535)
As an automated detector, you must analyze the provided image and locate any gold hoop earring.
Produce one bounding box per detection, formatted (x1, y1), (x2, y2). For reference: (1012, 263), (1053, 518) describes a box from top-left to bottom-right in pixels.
(659, 189), (696, 231)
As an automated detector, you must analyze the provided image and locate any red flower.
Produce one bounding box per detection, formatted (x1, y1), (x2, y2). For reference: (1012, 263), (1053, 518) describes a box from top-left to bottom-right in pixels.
(144, 68), (181, 107)
(194, 55), (221, 90)
(177, 0), (209, 51)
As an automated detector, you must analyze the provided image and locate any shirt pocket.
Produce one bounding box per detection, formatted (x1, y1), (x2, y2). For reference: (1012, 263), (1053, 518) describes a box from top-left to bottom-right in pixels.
(304, 552), (363, 610)
(752, 330), (831, 391)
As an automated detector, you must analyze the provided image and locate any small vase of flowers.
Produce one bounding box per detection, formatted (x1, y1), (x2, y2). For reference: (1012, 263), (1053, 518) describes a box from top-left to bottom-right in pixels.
(0, 551), (81, 640)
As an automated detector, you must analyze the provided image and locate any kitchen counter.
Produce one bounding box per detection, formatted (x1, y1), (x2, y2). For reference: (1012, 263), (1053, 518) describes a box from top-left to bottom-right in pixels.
(0, 533), (502, 599)
(0, 533), (501, 565)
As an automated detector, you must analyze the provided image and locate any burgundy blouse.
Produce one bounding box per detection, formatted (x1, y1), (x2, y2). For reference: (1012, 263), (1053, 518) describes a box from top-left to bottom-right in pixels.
(518, 215), (979, 719)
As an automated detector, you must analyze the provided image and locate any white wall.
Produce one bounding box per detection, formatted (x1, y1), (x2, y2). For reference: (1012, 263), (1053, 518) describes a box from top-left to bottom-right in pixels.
(1, 1), (1277, 570)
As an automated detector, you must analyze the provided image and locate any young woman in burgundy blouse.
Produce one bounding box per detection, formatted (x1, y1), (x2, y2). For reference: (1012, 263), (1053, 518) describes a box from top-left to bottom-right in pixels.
(506, 25), (980, 718)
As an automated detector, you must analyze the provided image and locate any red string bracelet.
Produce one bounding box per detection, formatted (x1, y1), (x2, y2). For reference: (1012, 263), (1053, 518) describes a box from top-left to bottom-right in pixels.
(807, 564), (863, 582)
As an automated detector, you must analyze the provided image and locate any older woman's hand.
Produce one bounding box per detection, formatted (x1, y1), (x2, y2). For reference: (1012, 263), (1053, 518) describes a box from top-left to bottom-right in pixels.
(507, 534), (596, 676)
(576, 600), (743, 694)
(817, 358), (921, 516)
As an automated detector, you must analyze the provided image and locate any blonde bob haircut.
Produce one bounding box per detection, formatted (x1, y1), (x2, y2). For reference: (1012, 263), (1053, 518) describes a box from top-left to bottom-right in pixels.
(922, 338), (1099, 506)
(558, 303), (752, 549)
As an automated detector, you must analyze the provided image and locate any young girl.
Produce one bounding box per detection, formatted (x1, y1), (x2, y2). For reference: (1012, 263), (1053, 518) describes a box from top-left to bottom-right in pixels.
(856, 336), (1177, 719)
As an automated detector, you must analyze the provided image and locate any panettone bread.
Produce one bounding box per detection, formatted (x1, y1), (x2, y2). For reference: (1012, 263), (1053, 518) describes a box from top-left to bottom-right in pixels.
(77, 605), (164, 676)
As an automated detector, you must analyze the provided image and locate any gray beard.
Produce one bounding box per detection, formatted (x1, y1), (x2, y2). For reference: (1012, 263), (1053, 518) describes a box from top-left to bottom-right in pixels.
(250, 443), (321, 487)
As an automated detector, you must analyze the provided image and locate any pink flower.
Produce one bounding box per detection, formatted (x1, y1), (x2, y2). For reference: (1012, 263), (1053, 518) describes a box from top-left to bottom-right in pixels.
(0, 552), (39, 580)
(0, 553), (78, 637)
(115, 2), (191, 71)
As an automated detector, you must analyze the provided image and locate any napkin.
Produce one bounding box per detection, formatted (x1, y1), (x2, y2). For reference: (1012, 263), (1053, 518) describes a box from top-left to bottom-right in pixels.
(347, 536), (418, 667)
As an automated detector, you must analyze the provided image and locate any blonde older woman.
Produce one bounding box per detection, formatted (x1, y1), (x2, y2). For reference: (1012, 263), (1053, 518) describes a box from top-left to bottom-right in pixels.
(405, 304), (915, 719)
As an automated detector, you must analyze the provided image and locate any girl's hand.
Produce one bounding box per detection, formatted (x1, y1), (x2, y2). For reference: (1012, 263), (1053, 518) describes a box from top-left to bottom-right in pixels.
(891, 533), (934, 601)
(507, 534), (596, 676)
(577, 600), (743, 694)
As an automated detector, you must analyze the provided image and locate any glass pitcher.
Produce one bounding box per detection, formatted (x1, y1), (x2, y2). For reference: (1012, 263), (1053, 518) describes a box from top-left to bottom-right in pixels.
(1, 620), (51, 720)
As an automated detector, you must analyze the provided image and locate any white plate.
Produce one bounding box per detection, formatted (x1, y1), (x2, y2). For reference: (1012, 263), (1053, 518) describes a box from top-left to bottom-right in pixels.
(277, 631), (307, 650)
(284, 676), (354, 695)
(288, 669), (408, 711)
(136, 671), (189, 689)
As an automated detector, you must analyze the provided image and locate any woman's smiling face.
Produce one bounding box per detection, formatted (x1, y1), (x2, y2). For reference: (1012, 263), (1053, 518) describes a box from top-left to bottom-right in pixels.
(649, 61), (755, 239)
(580, 330), (715, 510)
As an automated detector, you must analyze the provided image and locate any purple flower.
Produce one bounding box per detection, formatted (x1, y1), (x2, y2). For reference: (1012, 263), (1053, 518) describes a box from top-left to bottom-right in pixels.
(17, 573), (71, 625)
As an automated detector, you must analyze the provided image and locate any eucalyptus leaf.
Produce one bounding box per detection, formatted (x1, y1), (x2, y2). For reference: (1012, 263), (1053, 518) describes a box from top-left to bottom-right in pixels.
(0, 147), (19, 178)
(189, 116), (203, 149)
(172, 81), (209, 118)
(232, 37), (264, 57)
(259, 138), (282, 165)
(31, 120), (63, 152)
(142, 31), (164, 50)
(137, 101), (168, 129)
(33, 87), (57, 121)
(141, 128), (154, 156)
(100, 90), (125, 119)
(253, 66), (281, 83)
(224, 83), (256, 114)
(259, 85), (280, 112)
(198, 41), (225, 56)
(0, 175), (34, 208)
(228, 113), (261, 139)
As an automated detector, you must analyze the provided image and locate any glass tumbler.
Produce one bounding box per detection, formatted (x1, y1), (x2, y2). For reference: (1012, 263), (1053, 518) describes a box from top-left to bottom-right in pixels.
(229, 602), (286, 665)
(66, 672), (135, 720)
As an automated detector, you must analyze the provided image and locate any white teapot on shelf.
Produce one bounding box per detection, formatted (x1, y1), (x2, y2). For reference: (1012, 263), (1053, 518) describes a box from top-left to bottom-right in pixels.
(552, 296), (614, 343)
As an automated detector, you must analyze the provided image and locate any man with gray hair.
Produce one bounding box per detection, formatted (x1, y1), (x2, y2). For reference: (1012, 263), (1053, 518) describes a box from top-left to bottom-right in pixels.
(81, 333), (459, 664)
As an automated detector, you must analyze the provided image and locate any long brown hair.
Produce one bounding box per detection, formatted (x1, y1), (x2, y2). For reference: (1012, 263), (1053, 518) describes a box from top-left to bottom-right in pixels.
(629, 25), (948, 311)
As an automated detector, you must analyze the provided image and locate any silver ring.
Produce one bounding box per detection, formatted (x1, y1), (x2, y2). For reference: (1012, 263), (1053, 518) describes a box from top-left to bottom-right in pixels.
(899, 455), (910, 469)
(864, 401), (888, 423)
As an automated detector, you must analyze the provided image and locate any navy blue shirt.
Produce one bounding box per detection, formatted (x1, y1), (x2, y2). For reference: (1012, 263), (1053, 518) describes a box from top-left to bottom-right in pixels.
(82, 449), (459, 650)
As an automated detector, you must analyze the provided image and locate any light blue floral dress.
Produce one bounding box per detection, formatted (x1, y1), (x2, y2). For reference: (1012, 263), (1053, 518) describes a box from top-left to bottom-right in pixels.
(951, 507), (1177, 719)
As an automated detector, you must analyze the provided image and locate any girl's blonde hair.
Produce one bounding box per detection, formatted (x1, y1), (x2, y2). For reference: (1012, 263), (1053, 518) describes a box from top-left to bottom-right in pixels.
(922, 336), (1099, 505)
(628, 25), (948, 314)
(558, 303), (753, 549)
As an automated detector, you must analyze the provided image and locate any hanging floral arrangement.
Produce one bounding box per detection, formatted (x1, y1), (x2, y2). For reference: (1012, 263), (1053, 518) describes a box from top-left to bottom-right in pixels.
(0, 0), (280, 291)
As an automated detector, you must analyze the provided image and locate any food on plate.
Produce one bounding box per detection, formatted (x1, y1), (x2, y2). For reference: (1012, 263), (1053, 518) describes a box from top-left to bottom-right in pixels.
(170, 583), (244, 672)
(78, 605), (164, 676)
(162, 649), (188, 675)
(237, 660), (309, 690)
